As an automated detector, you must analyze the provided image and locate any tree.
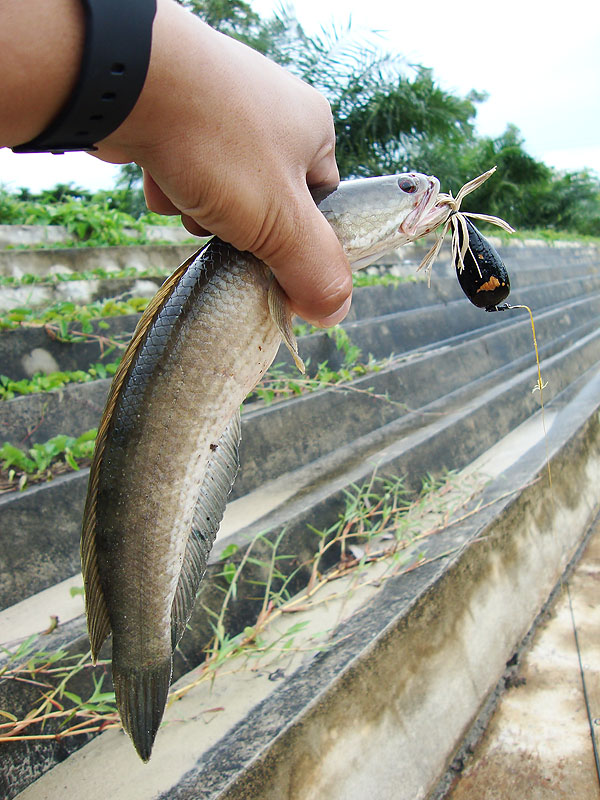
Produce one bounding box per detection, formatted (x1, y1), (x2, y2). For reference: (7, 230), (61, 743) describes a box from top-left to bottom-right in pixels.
(175, 0), (267, 49)
(172, 3), (480, 178)
(115, 4), (599, 236)
(527, 169), (600, 235)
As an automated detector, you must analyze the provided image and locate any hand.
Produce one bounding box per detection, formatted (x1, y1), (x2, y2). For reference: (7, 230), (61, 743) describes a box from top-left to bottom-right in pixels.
(94, 0), (352, 326)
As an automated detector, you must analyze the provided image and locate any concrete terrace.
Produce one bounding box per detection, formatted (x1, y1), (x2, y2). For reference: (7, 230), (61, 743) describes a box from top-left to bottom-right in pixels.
(1, 233), (599, 798)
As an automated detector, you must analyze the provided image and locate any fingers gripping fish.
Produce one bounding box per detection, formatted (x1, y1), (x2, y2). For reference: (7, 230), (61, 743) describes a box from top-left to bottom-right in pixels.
(80, 173), (445, 761)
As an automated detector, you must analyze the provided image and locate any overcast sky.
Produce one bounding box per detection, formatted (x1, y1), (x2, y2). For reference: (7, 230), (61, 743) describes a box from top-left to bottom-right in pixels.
(1, 0), (598, 193)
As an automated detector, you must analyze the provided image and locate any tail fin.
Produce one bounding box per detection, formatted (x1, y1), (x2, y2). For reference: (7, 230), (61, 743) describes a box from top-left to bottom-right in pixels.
(112, 656), (172, 762)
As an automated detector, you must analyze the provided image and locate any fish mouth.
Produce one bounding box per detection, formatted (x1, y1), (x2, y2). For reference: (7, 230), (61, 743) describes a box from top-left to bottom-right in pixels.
(400, 176), (442, 238)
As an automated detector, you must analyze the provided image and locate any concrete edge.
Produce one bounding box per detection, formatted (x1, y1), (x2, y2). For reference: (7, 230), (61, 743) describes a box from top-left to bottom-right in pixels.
(9, 368), (600, 800)
(3, 366), (600, 798)
(3, 315), (600, 611)
(159, 369), (600, 800)
(428, 505), (600, 799)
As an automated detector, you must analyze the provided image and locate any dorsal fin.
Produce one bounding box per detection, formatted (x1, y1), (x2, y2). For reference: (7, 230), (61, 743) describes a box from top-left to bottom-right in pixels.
(81, 245), (206, 660)
(171, 410), (242, 650)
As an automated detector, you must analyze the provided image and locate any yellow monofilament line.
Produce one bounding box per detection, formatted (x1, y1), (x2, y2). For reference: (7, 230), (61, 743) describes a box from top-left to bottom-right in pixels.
(511, 304), (553, 495)
(418, 169), (551, 494)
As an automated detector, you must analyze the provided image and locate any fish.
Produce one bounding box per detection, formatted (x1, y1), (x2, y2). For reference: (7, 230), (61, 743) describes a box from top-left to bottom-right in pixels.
(80, 172), (445, 761)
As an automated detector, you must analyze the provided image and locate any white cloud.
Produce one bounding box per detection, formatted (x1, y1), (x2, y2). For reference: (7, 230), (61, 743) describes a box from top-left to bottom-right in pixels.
(0, 148), (120, 193)
(254, 0), (600, 177)
(539, 147), (600, 177)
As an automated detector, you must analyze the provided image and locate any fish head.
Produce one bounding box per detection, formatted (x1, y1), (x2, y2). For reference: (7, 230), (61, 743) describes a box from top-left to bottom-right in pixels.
(317, 172), (446, 270)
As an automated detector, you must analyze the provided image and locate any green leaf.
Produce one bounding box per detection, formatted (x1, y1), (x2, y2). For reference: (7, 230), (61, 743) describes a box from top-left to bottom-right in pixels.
(1, 443), (36, 473)
(220, 543), (239, 561)
(222, 562), (236, 585)
(285, 621), (310, 636)
(64, 451), (79, 471)
(75, 428), (98, 445)
(62, 690), (82, 705)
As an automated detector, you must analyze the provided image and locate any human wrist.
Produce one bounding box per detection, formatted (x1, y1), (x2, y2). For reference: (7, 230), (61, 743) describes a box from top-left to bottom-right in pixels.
(93, 0), (216, 163)
(10, 0), (157, 154)
(0, 0), (84, 147)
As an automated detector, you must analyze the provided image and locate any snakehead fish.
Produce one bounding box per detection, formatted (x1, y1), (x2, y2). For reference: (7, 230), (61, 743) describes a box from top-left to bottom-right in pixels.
(81, 172), (446, 761)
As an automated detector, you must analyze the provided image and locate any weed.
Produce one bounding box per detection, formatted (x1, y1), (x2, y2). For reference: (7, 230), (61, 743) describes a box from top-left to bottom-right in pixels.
(1, 196), (152, 247)
(0, 643), (118, 743)
(352, 272), (420, 288)
(0, 469), (477, 745)
(0, 266), (170, 288)
(0, 429), (97, 491)
(0, 297), (150, 331)
(0, 325), (403, 490)
(0, 360), (121, 400)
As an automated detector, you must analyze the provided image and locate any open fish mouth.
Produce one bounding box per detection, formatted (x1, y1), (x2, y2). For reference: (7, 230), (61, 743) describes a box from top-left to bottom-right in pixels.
(400, 176), (445, 238)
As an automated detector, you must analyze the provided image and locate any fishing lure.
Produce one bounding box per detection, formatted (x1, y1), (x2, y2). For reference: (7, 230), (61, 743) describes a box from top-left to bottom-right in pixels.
(418, 166), (515, 311)
(453, 215), (511, 311)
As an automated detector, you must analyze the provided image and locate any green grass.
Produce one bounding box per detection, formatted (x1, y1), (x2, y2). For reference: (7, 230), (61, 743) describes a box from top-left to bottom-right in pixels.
(0, 266), (169, 288)
(0, 322), (400, 493)
(0, 468), (473, 746)
(0, 361), (121, 400)
(0, 323), (370, 406)
(0, 430), (97, 491)
(0, 195), (178, 247)
(0, 297), (150, 332)
(352, 272), (421, 288)
(480, 226), (600, 246)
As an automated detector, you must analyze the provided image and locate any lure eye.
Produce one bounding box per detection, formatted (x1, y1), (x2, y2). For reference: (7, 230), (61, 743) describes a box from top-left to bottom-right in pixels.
(398, 177), (419, 194)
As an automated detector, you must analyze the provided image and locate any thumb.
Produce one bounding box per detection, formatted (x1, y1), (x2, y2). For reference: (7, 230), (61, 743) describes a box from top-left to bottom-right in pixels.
(261, 190), (353, 328)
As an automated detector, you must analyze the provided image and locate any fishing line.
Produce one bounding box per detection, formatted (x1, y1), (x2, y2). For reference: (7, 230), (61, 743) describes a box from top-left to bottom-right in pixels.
(463, 239), (600, 788)
(566, 580), (600, 787)
(475, 297), (600, 791)
(418, 168), (552, 492)
(505, 304), (600, 791)
(494, 303), (553, 495)
(517, 312), (600, 791)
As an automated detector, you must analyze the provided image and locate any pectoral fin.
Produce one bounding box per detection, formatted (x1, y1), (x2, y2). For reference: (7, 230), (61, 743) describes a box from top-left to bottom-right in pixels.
(170, 411), (242, 651)
(267, 277), (305, 374)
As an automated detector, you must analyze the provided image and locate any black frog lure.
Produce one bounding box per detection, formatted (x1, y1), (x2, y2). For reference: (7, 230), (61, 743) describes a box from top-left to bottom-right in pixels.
(418, 166), (515, 310)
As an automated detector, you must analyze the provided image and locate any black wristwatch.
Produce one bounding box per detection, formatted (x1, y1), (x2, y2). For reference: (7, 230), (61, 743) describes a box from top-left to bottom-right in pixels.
(12, 0), (157, 154)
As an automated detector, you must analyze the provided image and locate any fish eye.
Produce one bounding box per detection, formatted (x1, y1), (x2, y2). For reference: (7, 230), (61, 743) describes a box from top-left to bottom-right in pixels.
(398, 177), (419, 194)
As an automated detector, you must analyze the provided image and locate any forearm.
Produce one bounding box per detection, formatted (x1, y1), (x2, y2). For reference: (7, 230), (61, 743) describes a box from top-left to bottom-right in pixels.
(2, 0), (352, 325)
(0, 0), (84, 147)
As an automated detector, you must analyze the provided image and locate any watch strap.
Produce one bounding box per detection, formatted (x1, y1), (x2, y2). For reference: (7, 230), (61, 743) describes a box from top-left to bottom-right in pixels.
(12, 0), (157, 154)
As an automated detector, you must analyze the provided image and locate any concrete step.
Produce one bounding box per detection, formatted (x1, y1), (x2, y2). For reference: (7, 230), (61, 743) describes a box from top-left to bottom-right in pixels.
(2, 242), (598, 380)
(2, 264), (600, 443)
(0, 224), (195, 250)
(1, 273), (465, 380)
(1, 334), (599, 795)
(5, 362), (600, 800)
(441, 518), (600, 799)
(3, 288), (599, 611)
(0, 244), (196, 280)
(0, 274), (167, 313)
(2, 241), (600, 797)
